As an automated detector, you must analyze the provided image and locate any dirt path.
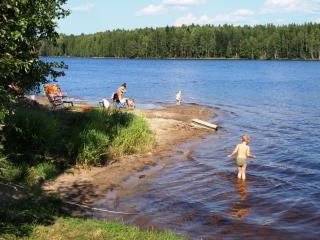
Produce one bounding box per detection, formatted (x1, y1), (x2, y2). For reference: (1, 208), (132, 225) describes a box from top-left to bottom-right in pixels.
(43, 103), (216, 214)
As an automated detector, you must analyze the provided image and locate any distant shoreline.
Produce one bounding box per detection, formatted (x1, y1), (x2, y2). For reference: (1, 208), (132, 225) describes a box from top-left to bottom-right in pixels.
(41, 56), (320, 61)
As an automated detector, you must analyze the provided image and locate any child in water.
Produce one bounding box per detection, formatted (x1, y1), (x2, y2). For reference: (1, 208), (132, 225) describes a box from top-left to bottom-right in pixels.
(228, 134), (256, 180)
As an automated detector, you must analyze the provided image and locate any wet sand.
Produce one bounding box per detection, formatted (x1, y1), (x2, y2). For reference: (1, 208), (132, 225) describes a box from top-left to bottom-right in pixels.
(42, 98), (216, 215)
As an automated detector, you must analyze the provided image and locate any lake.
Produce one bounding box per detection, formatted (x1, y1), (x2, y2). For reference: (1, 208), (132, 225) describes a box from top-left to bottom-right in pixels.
(46, 57), (320, 239)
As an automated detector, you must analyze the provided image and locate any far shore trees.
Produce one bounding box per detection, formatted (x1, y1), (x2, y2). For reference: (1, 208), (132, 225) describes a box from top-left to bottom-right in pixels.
(42, 23), (320, 60)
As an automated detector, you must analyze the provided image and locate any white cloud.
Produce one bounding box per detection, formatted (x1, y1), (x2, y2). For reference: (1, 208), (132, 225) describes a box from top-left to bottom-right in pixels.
(162, 0), (206, 5)
(174, 6), (188, 11)
(136, 4), (165, 16)
(71, 2), (94, 12)
(136, 0), (205, 17)
(174, 13), (198, 26)
(261, 0), (320, 13)
(214, 9), (254, 22)
(198, 15), (212, 24)
(174, 9), (255, 26)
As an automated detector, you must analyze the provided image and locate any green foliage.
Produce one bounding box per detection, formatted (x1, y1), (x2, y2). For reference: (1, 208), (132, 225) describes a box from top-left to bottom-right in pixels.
(43, 23), (320, 60)
(0, 0), (69, 111)
(25, 162), (58, 186)
(3, 109), (61, 158)
(2, 108), (155, 169)
(76, 129), (110, 166)
(110, 115), (156, 156)
(0, 110), (6, 123)
(25, 217), (184, 240)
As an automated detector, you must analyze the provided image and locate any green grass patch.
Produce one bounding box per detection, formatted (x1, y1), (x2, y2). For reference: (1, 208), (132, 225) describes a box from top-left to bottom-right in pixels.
(2, 107), (155, 171)
(0, 188), (183, 240)
(22, 217), (184, 240)
(110, 115), (156, 156)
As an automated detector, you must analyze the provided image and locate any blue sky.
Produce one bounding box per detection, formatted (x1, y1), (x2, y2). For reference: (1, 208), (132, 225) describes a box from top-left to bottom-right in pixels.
(58, 0), (320, 35)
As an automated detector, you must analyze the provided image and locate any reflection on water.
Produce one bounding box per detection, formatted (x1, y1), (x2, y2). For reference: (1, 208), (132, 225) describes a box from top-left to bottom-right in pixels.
(230, 179), (250, 220)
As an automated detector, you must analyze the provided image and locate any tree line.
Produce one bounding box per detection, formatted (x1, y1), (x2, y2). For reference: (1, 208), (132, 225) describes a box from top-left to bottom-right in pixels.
(41, 23), (320, 60)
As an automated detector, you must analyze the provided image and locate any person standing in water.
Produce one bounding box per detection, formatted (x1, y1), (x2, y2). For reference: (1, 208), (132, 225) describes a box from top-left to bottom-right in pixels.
(175, 90), (182, 105)
(228, 134), (256, 180)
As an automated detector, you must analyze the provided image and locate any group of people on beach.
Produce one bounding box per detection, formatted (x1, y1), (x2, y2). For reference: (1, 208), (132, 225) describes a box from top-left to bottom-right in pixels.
(112, 84), (257, 181)
(10, 80), (255, 180)
(108, 83), (181, 108)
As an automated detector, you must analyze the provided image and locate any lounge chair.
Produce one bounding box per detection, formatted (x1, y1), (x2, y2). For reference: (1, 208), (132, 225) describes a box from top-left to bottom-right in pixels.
(47, 95), (64, 109)
(44, 84), (73, 109)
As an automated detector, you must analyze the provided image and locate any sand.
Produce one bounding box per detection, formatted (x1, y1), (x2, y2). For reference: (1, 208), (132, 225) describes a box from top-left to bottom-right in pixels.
(42, 99), (216, 211)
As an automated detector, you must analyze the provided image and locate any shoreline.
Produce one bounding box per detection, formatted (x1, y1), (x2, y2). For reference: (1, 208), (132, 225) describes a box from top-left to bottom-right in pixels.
(43, 102), (216, 216)
(42, 55), (320, 61)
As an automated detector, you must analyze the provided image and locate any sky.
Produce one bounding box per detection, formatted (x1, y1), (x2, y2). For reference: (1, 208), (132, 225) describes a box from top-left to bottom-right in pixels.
(57, 0), (320, 35)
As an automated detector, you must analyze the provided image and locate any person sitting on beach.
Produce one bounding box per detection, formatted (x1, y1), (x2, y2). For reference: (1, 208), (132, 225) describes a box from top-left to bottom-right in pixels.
(228, 134), (256, 180)
(176, 90), (182, 105)
(113, 82), (135, 108)
(115, 82), (127, 103)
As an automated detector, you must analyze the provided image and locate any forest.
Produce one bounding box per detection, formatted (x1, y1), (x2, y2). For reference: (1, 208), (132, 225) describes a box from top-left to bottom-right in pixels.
(41, 23), (320, 60)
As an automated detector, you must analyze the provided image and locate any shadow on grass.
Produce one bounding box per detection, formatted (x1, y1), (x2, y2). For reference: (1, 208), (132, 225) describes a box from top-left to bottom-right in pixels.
(0, 181), (62, 237)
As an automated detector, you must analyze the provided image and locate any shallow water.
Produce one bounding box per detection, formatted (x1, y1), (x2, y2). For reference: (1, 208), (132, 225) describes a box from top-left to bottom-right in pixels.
(45, 58), (320, 239)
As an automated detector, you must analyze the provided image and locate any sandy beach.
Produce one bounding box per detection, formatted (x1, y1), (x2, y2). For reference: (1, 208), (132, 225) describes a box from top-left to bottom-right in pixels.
(41, 97), (216, 214)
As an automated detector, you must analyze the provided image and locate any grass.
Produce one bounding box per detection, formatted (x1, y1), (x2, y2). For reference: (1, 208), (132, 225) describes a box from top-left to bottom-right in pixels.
(0, 105), (179, 240)
(0, 189), (184, 240)
(1, 107), (155, 183)
(110, 114), (156, 156)
(18, 218), (184, 240)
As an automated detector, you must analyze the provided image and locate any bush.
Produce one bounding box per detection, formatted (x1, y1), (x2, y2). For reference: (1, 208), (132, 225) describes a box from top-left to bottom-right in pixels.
(110, 115), (156, 156)
(3, 109), (61, 159)
(0, 110), (5, 123)
(2, 108), (155, 169)
(76, 129), (110, 166)
(0, 156), (22, 181)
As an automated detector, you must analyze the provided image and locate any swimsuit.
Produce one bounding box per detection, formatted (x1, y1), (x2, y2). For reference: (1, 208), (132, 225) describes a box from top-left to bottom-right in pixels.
(236, 157), (247, 167)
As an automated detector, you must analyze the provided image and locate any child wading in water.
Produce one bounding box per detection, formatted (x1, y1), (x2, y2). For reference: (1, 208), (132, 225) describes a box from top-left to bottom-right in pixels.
(228, 134), (256, 180)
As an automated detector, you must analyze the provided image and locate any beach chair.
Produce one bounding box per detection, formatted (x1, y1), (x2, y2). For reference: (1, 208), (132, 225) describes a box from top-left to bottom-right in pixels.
(44, 84), (73, 109)
(61, 93), (74, 107)
(47, 95), (64, 109)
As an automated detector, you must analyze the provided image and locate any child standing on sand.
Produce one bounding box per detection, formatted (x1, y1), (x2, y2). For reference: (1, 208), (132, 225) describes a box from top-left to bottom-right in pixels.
(176, 90), (182, 105)
(228, 134), (256, 180)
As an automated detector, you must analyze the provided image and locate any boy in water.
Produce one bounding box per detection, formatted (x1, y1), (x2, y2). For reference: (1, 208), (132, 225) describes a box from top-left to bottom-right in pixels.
(228, 134), (256, 180)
